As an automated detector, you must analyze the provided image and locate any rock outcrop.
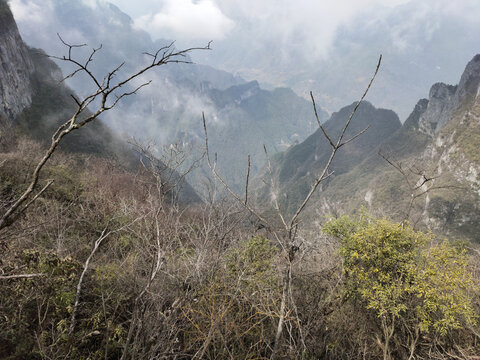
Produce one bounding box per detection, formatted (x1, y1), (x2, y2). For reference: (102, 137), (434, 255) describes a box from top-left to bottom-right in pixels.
(454, 54), (480, 107)
(417, 54), (480, 136)
(0, 0), (34, 122)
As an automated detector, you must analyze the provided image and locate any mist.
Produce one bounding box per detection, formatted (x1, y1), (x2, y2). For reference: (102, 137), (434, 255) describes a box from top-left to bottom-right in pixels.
(105, 0), (480, 120)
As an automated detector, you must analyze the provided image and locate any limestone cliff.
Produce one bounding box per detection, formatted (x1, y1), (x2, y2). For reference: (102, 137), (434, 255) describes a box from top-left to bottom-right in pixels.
(0, 0), (34, 122)
(416, 55), (480, 136)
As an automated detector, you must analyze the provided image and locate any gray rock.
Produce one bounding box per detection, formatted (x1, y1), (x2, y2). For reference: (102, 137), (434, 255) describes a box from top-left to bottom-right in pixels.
(417, 54), (480, 136)
(417, 83), (456, 136)
(0, 1), (34, 123)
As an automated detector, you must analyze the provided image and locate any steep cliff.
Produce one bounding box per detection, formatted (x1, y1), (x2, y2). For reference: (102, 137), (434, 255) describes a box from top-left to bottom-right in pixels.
(415, 55), (480, 136)
(0, 0), (34, 122)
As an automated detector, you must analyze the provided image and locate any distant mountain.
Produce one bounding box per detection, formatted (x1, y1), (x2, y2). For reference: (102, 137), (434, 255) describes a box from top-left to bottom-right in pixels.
(255, 101), (401, 214)
(10, 0), (327, 191)
(263, 54), (480, 240)
(200, 81), (327, 190)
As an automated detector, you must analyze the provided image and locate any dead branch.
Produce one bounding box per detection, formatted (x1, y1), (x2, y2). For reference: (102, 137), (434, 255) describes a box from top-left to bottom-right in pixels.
(69, 215), (144, 337)
(0, 273), (45, 280)
(0, 38), (210, 232)
(245, 155), (251, 205)
(378, 149), (461, 224)
(289, 55), (382, 232)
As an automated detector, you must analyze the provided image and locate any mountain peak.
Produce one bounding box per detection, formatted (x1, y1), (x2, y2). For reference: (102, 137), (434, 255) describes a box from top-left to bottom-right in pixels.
(429, 82), (457, 100)
(415, 54), (480, 136)
(455, 53), (480, 105)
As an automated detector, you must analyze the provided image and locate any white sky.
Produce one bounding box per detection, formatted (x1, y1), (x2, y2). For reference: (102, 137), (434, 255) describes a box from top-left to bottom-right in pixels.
(108, 0), (411, 43)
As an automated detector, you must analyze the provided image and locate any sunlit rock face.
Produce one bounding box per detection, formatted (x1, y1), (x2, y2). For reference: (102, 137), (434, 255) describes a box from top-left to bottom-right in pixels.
(0, 0), (34, 123)
(417, 55), (480, 136)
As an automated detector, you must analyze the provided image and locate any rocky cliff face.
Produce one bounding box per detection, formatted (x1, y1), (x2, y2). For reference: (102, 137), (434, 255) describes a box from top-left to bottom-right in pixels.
(417, 83), (456, 136)
(0, 1), (34, 122)
(454, 54), (480, 108)
(347, 54), (480, 239)
(416, 55), (480, 136)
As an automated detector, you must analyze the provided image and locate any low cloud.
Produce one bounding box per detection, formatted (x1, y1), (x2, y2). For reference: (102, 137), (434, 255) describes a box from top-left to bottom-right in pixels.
(10, 0), (89, 54)
(134, 0), (235, 41)
(9, 0), (53, 26)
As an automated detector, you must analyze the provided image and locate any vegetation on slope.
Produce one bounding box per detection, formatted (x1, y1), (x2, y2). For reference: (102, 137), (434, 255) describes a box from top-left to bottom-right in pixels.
(2, 134), (480, 359)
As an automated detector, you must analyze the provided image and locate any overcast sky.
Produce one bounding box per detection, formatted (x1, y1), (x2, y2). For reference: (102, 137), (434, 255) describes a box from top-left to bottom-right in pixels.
(11, 0), (480, 61)
(107, 0), (410, 43)
(102, 0), (479, 61)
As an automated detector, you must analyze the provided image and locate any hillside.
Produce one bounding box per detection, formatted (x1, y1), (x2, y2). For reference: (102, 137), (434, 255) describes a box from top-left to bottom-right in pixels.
(2, 1), (480, 359)
(255, 100), (401, 214)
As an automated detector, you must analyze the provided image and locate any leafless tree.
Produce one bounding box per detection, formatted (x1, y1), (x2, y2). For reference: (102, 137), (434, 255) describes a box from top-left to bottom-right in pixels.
(0, 35), (210, 232)
(202, 55), (383, 358)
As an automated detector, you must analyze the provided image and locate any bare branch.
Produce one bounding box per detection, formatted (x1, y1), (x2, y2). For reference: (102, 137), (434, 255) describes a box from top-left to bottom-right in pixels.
(288, 56), (382, 231)
(245, 155), (251, 205)
(104, 81), (152, 110)
(339, 124), (370, 148)
(20, 180), (54, 214)
(69, 216), (143, 336)
(336, 55), (382, 148)
(70, 94), (81, 107)
(378, 148), (461, 224)
(310, 91), (335, 149)
(0, 273), (45, 280)
(0, 39), (210, 232)
(201, 56), (382, 360)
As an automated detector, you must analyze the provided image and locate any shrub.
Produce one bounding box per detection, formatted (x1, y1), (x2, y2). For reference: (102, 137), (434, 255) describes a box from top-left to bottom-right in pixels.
(324, 215), (477, 359)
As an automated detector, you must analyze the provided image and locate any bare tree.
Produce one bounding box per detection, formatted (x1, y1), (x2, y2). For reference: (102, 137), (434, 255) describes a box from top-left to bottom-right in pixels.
(0, 36), (210, 232)
(202, 55), (383, 358)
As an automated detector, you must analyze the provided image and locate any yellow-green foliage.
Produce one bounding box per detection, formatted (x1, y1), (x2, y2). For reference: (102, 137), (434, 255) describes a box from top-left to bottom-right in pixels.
(324, 215), (477, 336)
(414, 242), (477, 334)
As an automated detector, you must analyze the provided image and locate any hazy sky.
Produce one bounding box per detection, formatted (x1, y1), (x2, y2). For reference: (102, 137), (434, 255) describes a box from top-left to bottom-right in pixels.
(103, 0), (479, 61)
(11, 0), (480, 61)
(107, 0), (411, 43)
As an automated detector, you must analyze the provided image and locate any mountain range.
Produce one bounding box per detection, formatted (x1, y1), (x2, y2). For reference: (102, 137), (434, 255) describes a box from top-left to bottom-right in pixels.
(195, 0), (480, 121)
(260, 53), (480, 240)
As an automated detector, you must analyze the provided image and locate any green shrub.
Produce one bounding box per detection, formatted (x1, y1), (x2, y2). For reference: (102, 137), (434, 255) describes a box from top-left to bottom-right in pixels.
(324, 214), (477, 359)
